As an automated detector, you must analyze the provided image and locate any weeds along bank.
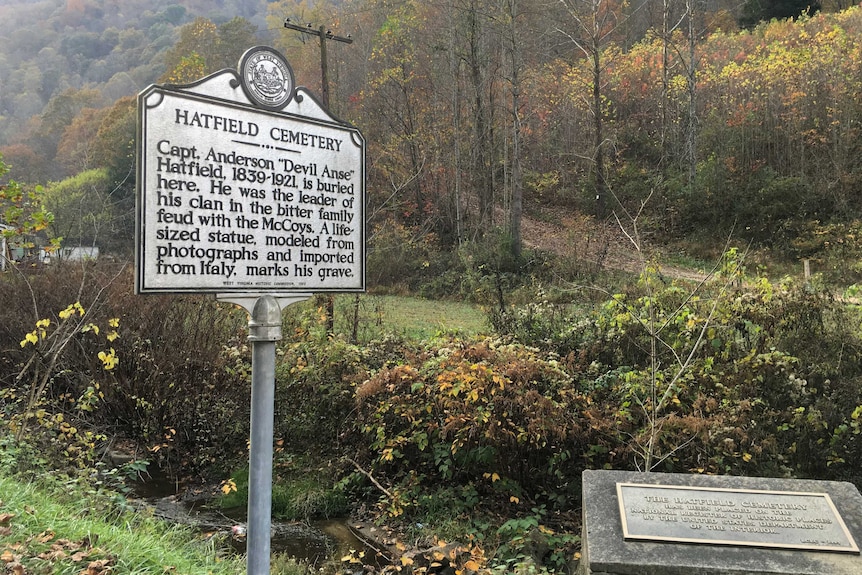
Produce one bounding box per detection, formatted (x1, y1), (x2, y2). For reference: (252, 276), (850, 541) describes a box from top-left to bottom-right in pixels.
(0, 469), (247, 575)
(0, 261), (252, 473)
(2, 259), (862, 572)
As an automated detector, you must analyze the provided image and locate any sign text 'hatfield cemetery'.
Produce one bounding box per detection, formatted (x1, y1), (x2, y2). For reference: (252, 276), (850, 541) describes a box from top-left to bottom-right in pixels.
(136, 48), (365, 294)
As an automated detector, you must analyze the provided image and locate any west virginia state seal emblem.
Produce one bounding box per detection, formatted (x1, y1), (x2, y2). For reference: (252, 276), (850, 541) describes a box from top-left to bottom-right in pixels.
(239, 47), (295, 110)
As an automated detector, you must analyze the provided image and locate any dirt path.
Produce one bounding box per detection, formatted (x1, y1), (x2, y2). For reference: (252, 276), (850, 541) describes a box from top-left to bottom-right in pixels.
(520, 211), (710, 283)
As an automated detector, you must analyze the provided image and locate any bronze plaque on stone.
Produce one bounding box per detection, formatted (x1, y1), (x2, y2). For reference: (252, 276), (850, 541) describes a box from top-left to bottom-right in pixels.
(617, 482), (860, 553)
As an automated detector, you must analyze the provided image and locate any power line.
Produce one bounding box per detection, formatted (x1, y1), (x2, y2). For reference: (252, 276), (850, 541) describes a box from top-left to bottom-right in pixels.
(283, 18), (353, 110)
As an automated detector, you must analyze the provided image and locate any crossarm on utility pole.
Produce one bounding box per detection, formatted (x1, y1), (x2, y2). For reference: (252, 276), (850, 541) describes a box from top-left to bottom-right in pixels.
(283, 19), (353, 110)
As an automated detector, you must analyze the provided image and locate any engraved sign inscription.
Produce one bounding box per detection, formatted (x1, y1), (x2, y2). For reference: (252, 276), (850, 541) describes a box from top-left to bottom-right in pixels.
(617, 482), (860, 553)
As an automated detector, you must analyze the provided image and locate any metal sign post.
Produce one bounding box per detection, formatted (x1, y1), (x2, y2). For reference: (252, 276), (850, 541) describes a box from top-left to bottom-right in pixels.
(247, 296), (281, 575)
(135, 46), (365, 575)
(224, 292), (310, 575)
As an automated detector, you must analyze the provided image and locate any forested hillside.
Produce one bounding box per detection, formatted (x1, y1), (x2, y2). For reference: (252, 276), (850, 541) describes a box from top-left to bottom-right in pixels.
(1, 0), (861, 277)
(0, 0), (269, 176)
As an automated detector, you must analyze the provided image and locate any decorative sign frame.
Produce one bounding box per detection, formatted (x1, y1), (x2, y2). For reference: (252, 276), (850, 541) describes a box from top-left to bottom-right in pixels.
(136, 47), (365, 295)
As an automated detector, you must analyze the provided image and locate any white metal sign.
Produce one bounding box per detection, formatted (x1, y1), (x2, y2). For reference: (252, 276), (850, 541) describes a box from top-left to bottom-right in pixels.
(136, 52), (364, 294)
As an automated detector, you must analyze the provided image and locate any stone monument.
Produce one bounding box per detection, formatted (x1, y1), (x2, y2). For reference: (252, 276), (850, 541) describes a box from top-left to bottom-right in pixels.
(579, 470), (862, 575)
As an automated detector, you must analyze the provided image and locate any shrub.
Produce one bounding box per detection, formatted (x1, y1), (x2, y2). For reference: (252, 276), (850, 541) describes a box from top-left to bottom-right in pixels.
(366, 219), (439, 290)
(779, 220), (862, 286)
(355, 337), (584, 517)
(103, 282), (250, 472)
(487, 286), (594, 356)
(482, 255), (862, 486)
(274, 333), (368, 456)
(0, 262), (125, 471)
(0, 261), (252, 475)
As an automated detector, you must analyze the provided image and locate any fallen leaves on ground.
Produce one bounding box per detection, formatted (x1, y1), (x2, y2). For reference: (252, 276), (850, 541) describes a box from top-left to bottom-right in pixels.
(0, 516), (114, 575)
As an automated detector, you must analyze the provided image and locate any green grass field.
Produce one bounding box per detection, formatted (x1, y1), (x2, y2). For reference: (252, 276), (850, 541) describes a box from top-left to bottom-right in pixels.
(320, 294), (488, 341)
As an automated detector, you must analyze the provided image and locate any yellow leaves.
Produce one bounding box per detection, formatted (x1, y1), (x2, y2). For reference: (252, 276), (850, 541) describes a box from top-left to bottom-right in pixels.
(742, 452), (753, 462)
(19, 331), (38, 347)
(482, 472), (500, 482)
(492, 374), (506, 390)
(97, 348), (118, 370)
(340, 549), (365, 564)
(59, 302), (85, 320)
(20, 307), (119, 373)
(20, 318), (50, 346)
(59, 421), (77, 436)
(220, 479), (237, 494)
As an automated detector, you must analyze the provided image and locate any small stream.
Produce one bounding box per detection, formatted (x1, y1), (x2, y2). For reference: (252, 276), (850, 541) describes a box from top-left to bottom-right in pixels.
(129, 470), (382, 567)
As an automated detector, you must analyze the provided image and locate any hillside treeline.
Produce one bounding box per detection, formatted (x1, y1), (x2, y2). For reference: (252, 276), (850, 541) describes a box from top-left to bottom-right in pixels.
(341, 3), (862, 268)
(2, 1), (861, 272)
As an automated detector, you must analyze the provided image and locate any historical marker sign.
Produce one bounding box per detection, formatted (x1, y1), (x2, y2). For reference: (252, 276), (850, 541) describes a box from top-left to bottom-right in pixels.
(617, 482), (860, 553)
(136, 48), (364, 295)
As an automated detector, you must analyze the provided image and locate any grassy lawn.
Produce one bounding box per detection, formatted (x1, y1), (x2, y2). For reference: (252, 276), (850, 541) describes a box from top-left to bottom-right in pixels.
(0, 473), (247, 575)
(314, 294), (488, 342)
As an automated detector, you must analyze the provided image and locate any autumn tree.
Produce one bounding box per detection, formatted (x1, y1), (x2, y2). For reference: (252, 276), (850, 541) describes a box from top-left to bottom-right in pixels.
(90, 96), (137, 253)
(31, 88), (103, 180)
(56, 107), (108, 175)
(503, 0), (526, 257)
(0, 144), (51, 185)
(557, 0), (626, 218)
(215, 17), (259, 70)
(357, 0), (434, 229)
(464, 0), (499, 232)
(159, 16), (260, 84)
(160, 17), (219, 83)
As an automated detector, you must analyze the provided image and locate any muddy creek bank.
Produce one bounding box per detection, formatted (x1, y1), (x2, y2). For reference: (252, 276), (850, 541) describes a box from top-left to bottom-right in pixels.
(129, 472), (382, 566)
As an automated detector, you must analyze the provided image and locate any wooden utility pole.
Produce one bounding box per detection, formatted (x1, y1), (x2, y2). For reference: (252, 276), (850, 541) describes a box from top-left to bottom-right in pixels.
(283, 19), (353, 110)
(283, 18), (354, 334)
